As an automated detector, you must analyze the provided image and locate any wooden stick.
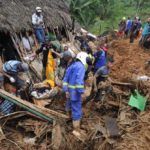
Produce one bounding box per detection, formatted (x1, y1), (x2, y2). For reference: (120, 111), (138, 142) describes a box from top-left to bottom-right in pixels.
(111, 81), (133, 86)
(14, 33), (25, 57)
(32, 31), (39, 49)
(0, 89), (69, 121)
(10, 34), (23, 61)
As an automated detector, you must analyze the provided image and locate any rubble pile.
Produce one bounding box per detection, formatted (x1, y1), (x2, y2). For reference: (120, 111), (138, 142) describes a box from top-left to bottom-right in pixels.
(0, 38), (150, 150)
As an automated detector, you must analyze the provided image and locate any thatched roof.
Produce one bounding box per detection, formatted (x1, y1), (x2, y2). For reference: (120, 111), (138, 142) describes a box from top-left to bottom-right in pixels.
(0, 0), (72, 31)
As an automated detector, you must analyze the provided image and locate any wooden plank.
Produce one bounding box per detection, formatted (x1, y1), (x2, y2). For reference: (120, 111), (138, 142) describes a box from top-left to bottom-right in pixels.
(0, 89), (69, 122)
(0, 111), (45, 123)
(29, 65), (42, 81)
(52, 121), (62, 150)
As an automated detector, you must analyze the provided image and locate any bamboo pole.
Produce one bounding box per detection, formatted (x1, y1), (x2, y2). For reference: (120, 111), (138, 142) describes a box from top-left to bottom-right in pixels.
(32, 31), (39, 49)
(10, 34), (23, 62)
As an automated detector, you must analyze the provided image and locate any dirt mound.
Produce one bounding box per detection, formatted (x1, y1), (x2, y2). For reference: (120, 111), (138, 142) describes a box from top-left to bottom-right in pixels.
(110, 39), (150, 81)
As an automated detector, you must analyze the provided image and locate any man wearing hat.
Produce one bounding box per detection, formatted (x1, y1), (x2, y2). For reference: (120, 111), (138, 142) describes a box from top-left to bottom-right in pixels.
(32, 7), (45, 44)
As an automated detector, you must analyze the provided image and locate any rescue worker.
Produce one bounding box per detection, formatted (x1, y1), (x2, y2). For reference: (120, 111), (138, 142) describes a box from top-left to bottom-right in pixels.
(32, 7), (45, 44)
(63, 51), (90, 137)
(35, 38), (56, 87)
(0, 60), (29, 114)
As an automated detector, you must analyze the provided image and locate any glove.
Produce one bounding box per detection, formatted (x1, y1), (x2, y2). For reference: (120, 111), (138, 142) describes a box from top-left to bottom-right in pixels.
(26, 79), (30, 84)
(9, 77), (15, 83)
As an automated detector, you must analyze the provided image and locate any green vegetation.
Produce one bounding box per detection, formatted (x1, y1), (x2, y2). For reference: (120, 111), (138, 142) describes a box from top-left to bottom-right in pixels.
(67, 0), (150, 35)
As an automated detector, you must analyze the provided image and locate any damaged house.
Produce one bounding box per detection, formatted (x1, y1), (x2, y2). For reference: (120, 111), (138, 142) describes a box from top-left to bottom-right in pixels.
(0, 1), (74, 149)
(0, 0), (72, 65)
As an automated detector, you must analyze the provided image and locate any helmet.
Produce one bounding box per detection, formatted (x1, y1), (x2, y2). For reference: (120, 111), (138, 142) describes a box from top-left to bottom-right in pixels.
(36, 7), (42, 13)
(76, 52), (89, 68)
(21, 63), (29, 72)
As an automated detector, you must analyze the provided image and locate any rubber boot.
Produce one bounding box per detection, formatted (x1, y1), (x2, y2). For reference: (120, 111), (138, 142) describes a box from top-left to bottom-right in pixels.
(72, 120), (87, 142)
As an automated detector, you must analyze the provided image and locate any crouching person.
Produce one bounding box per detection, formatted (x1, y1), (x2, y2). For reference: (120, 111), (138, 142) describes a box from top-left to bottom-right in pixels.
(63, 52), (91, 139)
(0, 60), (29, 115)
(84, 61), (113, 105)
(92, 61), (113, 100)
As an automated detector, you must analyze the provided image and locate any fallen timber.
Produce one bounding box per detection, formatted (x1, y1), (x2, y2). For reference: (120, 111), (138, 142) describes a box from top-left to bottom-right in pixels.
(0, 89), (69, 122)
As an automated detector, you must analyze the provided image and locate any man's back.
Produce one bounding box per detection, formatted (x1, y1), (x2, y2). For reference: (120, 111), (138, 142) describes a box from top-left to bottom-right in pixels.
(3, 60), (21, 74)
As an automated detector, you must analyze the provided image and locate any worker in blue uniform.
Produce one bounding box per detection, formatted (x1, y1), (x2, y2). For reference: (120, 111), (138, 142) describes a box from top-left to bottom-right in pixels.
(63, 51), (90, 136)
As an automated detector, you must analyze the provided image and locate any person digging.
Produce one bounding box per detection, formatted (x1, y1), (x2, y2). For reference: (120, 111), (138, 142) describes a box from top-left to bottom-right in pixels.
(83, 61), (113, 105)
(0, 60), (29, 114)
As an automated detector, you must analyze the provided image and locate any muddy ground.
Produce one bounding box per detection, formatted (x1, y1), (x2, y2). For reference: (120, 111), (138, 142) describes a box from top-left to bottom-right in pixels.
(0, 38), (150, 150)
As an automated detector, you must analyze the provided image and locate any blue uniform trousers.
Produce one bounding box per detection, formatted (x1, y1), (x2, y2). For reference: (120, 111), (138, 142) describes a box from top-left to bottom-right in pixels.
(65, 92), (82, 121)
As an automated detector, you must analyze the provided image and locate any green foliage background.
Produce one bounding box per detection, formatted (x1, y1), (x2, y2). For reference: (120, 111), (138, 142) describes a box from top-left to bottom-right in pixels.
(67, 0), (150, 35)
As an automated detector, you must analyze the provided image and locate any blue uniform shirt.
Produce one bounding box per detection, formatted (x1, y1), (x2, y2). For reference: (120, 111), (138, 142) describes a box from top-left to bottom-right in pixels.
(63, 61), (85, 97)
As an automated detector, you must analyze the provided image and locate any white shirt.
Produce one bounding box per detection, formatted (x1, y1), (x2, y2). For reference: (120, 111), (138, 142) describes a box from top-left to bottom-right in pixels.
(28, 36), (34, 46)
(32, 13), (44, 28)
(22, 37), (31, 51)
(68, 48), (76, 58)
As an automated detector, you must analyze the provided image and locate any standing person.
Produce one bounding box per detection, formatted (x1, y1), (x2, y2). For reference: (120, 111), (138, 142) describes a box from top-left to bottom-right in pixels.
(139, 18), (150, 47)
(118, 17), (126, 38)
(125, 17), (132, 37)
(63, 52), (90, 137)
(0, 60), (29, 114)
(130, 17), (139, 43)
(142, 18), (150, 38)
(21, 29), (32, 53)
(35, 39), (56, 87)
(32, 7), (45, 44)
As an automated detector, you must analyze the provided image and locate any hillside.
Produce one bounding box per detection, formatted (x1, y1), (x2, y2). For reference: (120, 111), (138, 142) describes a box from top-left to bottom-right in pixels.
(67, 0), (150, 35)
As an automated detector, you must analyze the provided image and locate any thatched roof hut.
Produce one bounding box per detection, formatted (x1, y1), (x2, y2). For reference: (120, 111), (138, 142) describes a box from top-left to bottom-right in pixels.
(0, 0), (72, 31)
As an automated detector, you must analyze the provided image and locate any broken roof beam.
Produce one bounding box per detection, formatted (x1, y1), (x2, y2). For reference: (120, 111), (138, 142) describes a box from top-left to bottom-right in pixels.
(0, 89), (69, 122)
